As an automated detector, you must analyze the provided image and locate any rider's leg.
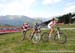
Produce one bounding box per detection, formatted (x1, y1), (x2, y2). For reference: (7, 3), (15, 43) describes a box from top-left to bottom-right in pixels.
(30, 29), (35, 39)
(49, 27), (55, 38)
(31, 29), (36, 35)
(22, 30), (26, 40)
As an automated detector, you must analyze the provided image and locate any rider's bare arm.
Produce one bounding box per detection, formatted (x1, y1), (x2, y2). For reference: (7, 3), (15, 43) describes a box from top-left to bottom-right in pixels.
(56, 23), (64, 26)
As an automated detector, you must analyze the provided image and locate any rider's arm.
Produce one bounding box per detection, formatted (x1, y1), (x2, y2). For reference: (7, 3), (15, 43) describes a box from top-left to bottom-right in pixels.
(27, 24), (30, 29)
(56, 22), (64, 26)
(21, 26), (24, 31)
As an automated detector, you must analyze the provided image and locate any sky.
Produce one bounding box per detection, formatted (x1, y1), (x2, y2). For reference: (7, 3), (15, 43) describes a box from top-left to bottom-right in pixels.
(0, 0), (75, 19)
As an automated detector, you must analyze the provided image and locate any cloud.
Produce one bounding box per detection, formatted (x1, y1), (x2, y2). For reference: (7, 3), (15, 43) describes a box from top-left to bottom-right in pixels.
(53, 3), (75, 17)
(42, 0), (62, 5)
(63, 5), (75, 14)
(0, 0), (36, 17)
(0, 0), (74, 19)
(0, 0), (12, 4)
(52, 5), (75, 17)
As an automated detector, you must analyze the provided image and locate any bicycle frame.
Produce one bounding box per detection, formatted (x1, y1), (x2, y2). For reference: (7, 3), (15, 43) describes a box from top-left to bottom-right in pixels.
(54, 27), (61, 39)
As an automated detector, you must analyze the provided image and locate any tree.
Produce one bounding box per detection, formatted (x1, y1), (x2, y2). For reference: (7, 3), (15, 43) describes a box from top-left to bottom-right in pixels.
(57, 13), (72, 24)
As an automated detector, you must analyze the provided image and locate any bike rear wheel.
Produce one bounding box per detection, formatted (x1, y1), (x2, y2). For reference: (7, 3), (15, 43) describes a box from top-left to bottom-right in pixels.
(54, 32), (67, 44)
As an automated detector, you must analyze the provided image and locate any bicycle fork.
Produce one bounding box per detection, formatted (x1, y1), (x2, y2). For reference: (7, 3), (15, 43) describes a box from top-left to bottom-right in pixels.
(57, 31), (60, 39)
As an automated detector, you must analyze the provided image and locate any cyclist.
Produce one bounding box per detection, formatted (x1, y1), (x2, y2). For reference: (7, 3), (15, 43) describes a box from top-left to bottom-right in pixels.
(21, 23), (30, 40)
(30, 23), (41, 39)
(48, 18), (58, 39)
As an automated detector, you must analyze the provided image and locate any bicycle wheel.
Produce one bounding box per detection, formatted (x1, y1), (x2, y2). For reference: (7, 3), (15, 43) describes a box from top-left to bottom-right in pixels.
(54, 32), (67, 44)
(41, 32), (49, 42)
(31, 33), (41, 44)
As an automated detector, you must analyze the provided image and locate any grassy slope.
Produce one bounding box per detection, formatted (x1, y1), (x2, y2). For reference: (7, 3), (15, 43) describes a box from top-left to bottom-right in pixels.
(0, 24), (75, 53)
(0, 29), (75, 53)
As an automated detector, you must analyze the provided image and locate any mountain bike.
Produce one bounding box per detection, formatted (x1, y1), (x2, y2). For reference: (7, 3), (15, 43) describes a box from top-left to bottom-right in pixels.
(29, 27), (41, 44)
(41, 27), (67, 44)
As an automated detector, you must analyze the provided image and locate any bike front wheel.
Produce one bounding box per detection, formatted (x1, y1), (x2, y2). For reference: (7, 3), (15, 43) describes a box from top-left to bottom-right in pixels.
(31, 33), (41, 44)
(54, 32), (67, 44)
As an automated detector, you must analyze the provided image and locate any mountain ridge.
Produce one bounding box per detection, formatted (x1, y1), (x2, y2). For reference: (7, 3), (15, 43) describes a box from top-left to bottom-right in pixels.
(0, 15), (38, 26)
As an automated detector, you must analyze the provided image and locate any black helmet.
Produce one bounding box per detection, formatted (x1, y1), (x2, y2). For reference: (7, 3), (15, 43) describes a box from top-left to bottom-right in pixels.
(35, 22), (39, 26)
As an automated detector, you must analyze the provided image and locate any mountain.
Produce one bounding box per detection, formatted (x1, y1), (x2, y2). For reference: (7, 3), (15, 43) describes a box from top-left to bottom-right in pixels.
(0, 15), (39, 26)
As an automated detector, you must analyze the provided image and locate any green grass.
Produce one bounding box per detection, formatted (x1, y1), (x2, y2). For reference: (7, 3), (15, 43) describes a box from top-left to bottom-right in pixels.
(0, 29), (75, 53)
(58, 24), (75, 28)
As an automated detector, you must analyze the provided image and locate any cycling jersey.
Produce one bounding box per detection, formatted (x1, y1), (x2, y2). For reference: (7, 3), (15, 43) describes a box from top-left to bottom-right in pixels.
(22, 23), (30, 31)
(48, 20), (56, 29)
(33, 23), (40, 30)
